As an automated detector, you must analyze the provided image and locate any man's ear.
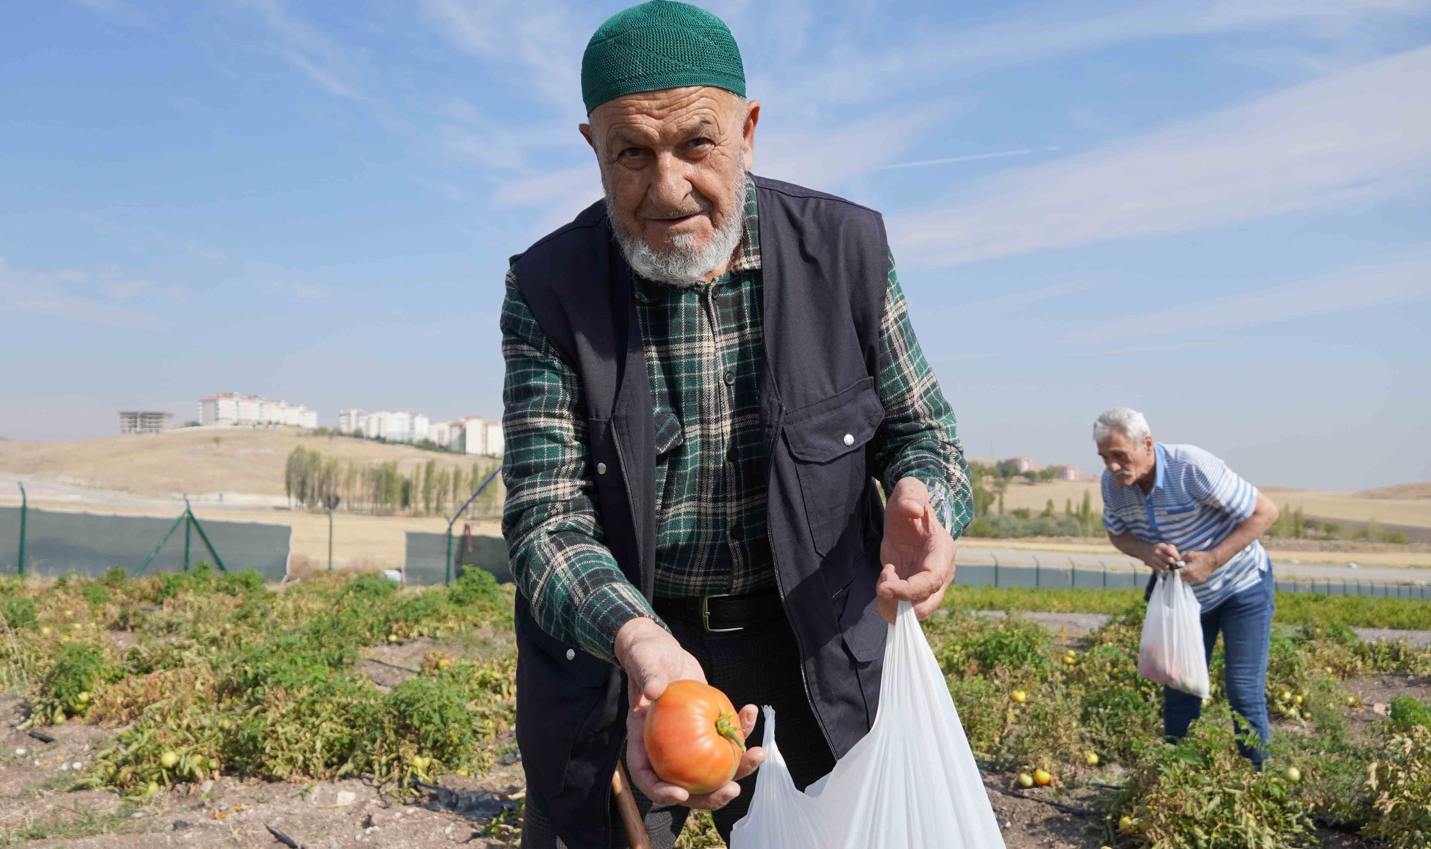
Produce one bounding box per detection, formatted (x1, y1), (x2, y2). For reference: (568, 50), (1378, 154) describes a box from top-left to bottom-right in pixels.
(1144, 434), (1154, 453)
(579, 122), (598, 155)
(741, 100), (760, 170)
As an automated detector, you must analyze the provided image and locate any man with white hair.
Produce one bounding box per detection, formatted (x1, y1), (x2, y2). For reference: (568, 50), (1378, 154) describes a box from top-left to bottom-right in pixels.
(501, 3), (973, 845)
(1093, 407), (1280, 767)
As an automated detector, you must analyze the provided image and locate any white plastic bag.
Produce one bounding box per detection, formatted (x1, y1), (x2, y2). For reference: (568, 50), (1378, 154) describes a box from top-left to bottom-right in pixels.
(1137, 571), (1211, 699)
(729, 601), (1006, 849)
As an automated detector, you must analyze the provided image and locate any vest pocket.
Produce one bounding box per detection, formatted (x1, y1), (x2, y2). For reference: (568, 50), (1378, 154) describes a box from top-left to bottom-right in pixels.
(783, 379), (885, 556)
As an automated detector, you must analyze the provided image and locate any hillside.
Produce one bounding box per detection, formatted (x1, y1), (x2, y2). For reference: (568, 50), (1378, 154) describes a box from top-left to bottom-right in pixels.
(0, 428), (490, 500)
(1357, 482), (1431, 499)
(985, 474), (1430, 531)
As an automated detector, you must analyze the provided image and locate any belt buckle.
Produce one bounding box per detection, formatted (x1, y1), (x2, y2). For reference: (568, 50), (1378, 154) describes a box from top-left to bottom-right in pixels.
(701, 593), (743, 633)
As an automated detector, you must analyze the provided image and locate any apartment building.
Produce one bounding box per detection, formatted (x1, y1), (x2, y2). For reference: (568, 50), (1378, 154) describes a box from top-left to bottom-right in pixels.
(199, 394), (317, 429)
(118, 411), (173, 434)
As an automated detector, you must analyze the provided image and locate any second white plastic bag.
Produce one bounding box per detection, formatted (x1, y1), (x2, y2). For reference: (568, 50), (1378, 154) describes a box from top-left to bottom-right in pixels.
(1137, 571), (1211, 699)
(728, 601), (1006, 849)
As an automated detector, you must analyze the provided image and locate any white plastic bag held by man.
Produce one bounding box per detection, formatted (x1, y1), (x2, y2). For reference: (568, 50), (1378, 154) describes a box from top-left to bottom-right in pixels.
(730, 602), (1006, 849)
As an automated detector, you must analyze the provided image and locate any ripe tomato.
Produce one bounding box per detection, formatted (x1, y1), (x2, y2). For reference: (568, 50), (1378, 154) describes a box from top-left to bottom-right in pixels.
(644, 680), (746, 795)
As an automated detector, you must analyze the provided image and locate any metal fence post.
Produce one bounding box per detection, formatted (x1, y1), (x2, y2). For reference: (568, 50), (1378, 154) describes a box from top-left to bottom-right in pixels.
(326, 503), (334, 572)
(16, 483), (25, 577)
(184, 511), (191, 572)
(993, 555), (999, 588)
(1069, 558), (1075, 590)
(1101, 561), (1107, 589)
(1034, 556), (1041, 590)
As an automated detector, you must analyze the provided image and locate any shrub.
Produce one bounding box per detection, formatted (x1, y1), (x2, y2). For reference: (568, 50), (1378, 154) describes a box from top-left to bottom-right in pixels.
(1362, 726), (1431, 848)
(1113, 710), (1316, 848)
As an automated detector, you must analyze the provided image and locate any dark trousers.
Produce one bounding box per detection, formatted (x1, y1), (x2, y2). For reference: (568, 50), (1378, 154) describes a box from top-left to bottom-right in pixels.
(1164, 565), (1276, 769)
(522, 610), (837, 848)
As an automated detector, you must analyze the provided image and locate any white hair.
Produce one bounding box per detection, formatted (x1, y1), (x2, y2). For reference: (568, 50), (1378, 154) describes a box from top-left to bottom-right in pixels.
(1093, 407), (1150, 444)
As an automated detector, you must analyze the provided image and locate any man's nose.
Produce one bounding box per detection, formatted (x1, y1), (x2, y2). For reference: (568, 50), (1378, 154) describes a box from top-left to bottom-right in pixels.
(648, 152), (692, 209)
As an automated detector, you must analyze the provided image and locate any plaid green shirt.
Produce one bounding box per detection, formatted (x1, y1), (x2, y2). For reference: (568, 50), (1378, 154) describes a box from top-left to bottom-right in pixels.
(501, 178), (972, 662)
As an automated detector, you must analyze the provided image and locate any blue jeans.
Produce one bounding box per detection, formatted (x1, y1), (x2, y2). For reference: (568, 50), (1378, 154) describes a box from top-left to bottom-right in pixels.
(1164, 565), (1275, 768)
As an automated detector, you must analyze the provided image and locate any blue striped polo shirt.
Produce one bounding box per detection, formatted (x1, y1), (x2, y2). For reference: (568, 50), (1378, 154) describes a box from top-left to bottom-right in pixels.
(1102, 442), (1269, 611)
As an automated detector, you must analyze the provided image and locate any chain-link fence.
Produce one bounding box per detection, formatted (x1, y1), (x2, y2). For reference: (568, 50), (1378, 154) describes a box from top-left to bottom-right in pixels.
(0, 504), (290, 581)
(404, 530), (510, 587)
(954, 557), (1431, 600)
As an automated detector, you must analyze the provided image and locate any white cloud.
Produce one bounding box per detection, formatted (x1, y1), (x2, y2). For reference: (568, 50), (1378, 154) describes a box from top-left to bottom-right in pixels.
(235, 0), (365, 101)
(258, 280), (330, 300)
(167, 285), (191, 302)
(785, 0), (1431, 106)
(876, 147), (1061, 172)
(69, 0), (150, 27)
(0, 274), (159, 330)
(100, 280), (154, 300)
(1064, 255), (1431, 342)
(888, 45), (1431, 268)
(418, 0), (588, 112)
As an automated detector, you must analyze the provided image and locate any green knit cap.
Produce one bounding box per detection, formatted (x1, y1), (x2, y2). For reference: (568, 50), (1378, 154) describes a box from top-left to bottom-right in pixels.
(581, 0), (745, 114)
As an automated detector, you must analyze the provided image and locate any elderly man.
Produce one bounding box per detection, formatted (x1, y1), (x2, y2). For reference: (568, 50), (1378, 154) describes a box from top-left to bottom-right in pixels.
(500, 2), (973, 846)
(1094, 407), (1280, 768)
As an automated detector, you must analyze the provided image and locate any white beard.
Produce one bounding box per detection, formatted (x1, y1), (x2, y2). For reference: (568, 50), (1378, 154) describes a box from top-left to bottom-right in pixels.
(604, 154), (747, 288)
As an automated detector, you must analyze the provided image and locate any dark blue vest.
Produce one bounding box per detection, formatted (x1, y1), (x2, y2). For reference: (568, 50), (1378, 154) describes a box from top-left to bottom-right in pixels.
(508, 175), (890, 847)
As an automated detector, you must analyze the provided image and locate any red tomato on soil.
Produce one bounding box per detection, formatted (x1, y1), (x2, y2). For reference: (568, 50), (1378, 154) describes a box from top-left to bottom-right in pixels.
(644, 680), (747, 795)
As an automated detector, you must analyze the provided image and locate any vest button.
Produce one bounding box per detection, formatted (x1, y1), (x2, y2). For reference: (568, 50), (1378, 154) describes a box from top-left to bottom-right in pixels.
(729, 523), (744, 540)
(565, 648), (575, 660)
(596, 462), (607, 475)
(843, 433), (855, 446)
(723, 371), (735, 386)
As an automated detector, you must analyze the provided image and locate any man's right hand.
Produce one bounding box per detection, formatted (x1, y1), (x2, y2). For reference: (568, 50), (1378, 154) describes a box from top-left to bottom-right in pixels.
(1146, 542), (1181, 574)
(613, 617), (765, 810)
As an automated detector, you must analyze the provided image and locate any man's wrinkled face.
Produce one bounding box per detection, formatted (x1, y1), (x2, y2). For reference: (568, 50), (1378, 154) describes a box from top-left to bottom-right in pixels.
(581, 86), (759, 285)
(1097, 429), (1156, 488)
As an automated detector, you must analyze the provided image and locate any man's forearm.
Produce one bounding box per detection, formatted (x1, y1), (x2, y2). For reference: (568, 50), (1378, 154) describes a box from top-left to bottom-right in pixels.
(1108, 530), (1157, 564)
(1209, 493), (1279, 566)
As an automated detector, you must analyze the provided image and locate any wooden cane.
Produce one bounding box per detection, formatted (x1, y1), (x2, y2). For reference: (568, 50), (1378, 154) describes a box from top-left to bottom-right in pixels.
(612, 762), (652, 849)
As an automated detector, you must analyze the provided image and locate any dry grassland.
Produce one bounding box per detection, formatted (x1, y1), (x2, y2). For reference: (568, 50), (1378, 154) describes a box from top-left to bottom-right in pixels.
(982, 476), (1430, 530)
(0, 428), (487, 499)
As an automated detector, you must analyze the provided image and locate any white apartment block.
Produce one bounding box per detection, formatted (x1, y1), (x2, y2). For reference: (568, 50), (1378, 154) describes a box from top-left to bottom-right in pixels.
(451, 416), (504, 456)
(338, 407), (501, 454)
(200, 394), (317, 429)
(429, 420), (452, 447)
(338, 409), (367, 434)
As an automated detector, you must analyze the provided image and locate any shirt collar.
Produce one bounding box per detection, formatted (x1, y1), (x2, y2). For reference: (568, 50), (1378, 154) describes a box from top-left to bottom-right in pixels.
(1151, 442), (1168, 491)
(633, 175), (759, 303)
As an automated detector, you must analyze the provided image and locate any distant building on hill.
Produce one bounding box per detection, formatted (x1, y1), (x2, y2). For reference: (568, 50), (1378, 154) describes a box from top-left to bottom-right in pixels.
(200, 394), (317, 429)
(337, 408), (499, 454)
(119, 411), (172, 434)
(1005, 456), (1036, 473)
(452, 416), (504, 457)
(338, 409), (366, 434)
(1056, 464), (1084, 481)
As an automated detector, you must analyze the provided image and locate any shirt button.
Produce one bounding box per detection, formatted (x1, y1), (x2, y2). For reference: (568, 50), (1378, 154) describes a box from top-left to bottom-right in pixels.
(596, 462), (607, 475)
(723, 371), (735, 386)
(729, 523), (744, 541)
(565, 648), (575, 660)
(843, 433), (855, 446)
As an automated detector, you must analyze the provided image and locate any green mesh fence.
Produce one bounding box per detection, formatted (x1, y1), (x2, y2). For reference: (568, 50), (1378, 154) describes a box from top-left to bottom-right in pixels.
(404, 530), (511, 587)
(0, 506), (290, 581)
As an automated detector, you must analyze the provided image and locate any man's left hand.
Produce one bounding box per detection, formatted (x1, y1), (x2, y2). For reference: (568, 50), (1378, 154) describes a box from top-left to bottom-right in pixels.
(877, 478), (957, 623)
(1178, 550), (1222, 583)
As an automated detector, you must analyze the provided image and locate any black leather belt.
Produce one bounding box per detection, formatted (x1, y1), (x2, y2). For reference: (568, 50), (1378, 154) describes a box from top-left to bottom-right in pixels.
(653, 587), (782, 633)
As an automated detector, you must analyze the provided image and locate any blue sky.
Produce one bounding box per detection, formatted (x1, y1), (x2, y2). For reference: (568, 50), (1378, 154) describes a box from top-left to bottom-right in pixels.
(2, 0), (1430, 491)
